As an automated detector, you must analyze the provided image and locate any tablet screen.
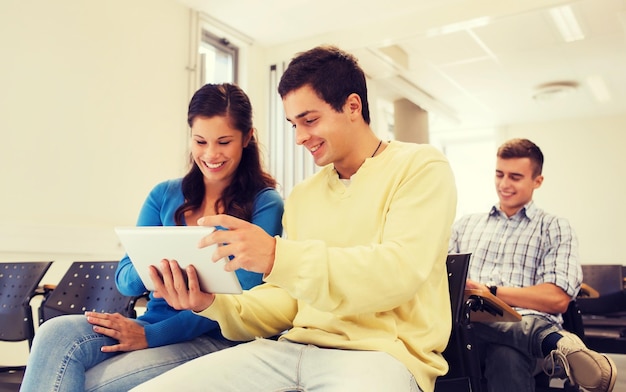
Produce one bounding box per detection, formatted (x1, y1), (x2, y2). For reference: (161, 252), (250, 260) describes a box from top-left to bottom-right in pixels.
(115, 226), (242, 294)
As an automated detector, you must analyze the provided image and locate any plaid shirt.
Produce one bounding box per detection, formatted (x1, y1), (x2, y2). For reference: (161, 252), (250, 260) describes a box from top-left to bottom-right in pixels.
(449, 201), (582, 319)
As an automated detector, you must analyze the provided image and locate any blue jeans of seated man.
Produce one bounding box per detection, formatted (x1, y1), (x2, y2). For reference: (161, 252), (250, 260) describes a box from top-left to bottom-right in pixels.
(130, 338), (423, 392)
(19, 314), (236, 392)
(471, 314), (562, 392)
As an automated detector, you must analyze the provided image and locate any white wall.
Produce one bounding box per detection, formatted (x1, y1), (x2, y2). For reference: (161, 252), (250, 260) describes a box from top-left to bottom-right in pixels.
(0, 0), (191, 261)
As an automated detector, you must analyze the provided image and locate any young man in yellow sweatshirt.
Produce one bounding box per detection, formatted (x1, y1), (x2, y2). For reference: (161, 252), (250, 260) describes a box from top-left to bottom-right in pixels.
(132, 45), (457, 392)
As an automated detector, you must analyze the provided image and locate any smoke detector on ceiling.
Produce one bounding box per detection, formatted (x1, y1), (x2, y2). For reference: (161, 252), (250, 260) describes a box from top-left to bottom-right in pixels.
(532, 81), (579, 102)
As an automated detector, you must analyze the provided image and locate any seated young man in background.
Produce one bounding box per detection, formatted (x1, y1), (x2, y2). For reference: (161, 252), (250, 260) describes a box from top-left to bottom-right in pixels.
(449, 138), (616, 392)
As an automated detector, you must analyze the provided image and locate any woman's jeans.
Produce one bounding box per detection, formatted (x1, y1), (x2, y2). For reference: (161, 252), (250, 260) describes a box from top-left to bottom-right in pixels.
(471, 314), (562, 392)
(19, 314), (236, 392)
(130, 338), (422, 392)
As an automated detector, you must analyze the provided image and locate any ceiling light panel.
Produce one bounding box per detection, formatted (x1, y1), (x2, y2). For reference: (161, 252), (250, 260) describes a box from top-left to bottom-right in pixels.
(549, 5), (585, 42)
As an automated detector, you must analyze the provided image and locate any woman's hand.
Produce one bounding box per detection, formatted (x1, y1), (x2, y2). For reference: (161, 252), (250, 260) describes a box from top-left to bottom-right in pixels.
(85, 312), (148, 352)
(149, 259), (216, 312)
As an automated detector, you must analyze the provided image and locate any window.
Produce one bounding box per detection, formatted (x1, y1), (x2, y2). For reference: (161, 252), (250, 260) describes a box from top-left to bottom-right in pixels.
(199, 30), (238, 84)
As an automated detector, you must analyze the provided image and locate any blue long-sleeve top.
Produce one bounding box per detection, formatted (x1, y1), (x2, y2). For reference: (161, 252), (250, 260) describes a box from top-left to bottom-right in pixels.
(115, 178), (284, 347)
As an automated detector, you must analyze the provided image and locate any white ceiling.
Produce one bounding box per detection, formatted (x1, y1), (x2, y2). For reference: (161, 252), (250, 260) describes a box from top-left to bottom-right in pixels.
(178, 0), (626, 130)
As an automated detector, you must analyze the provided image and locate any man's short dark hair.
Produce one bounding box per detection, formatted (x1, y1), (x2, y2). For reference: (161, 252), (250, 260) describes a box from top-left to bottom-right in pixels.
(277, 45), (370, 124)
(497, 138), (544, 178)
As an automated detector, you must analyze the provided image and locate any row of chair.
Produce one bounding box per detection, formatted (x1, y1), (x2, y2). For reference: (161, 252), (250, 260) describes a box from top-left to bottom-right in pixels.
(2, 259), (622, 391)
(0, 261), (146, 391)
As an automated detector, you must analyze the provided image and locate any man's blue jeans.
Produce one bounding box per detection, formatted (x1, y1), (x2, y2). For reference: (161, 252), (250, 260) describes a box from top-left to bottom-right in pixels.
(471, 314), (562, 392)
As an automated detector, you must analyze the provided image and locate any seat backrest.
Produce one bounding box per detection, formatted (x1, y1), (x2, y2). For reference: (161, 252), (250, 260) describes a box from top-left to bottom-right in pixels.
(581, 264), (624, 296)
(39, 261), (138, 324)
(0, 261), (52, 344)
(436, 253), (477, 392)
(446, 253), (471, 325)
(578, 264), (626, 315)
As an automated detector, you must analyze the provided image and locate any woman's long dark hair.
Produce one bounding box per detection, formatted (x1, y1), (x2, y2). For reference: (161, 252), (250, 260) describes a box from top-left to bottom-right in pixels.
(174, 83), (277, 225)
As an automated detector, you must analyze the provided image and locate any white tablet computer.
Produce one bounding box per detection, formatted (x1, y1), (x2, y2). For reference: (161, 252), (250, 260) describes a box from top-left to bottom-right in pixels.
(114, 226), (242, 294)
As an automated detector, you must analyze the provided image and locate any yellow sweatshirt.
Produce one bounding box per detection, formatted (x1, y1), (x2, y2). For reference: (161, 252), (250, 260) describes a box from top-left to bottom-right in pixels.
(199, 141), (457, 392)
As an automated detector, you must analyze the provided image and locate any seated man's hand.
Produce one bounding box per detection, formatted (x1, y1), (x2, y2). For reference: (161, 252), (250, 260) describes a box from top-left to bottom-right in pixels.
(465, 279), (486, 290)
(85, 312), (148, 352)
(197, 214), (276, 274)
(149, 259), (215, 313)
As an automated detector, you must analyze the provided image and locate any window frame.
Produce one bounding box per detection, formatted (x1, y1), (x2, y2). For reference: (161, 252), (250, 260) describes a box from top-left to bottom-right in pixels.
(199, 29), (238, 85)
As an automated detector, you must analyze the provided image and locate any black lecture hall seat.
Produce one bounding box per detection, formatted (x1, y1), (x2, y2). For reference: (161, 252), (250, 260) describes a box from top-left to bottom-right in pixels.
(38, 261), (145, 324)
(0, 261), (53, 391)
